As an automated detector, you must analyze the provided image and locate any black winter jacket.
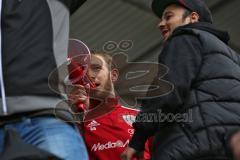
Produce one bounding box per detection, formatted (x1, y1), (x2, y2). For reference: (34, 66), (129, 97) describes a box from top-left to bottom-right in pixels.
(129, 22), (240, 160)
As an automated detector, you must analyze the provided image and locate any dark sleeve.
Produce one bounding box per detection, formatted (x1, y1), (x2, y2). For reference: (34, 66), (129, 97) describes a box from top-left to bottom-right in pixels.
(59, 0), (87, 14)
(129, 34), (203, 151)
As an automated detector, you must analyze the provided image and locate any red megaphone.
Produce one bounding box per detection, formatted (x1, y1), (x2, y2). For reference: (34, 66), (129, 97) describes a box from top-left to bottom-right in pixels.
(67, 39), (96, 112)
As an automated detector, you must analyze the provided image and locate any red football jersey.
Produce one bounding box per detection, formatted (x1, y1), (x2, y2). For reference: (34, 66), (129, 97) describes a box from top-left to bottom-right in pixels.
(83, 103), (150, 160)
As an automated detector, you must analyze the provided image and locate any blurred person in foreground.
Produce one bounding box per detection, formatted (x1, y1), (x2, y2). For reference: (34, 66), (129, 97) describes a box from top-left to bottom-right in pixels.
(0, 0), (88, 159)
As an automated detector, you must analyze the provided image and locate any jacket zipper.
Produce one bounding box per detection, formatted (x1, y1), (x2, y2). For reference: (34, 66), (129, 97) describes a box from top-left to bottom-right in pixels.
(0, 0), (7, 115)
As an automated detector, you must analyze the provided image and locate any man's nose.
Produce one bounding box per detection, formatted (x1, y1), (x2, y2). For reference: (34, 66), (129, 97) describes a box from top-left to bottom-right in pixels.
(158, 19), (165, 29)
(87, 71), (96, 81)
(87, 72), (94, 79)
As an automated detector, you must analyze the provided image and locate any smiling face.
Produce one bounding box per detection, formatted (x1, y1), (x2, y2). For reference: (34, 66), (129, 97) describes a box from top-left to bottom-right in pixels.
(158, 4), (199, 41)
(87, 54), (118, 99)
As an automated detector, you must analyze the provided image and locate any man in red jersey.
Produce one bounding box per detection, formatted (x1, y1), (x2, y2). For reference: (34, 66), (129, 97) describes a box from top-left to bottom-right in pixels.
(69, 51), (151, 160)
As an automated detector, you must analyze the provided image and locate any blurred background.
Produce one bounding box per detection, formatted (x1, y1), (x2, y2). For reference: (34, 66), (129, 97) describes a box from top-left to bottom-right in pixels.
(71, 0), (240, 61)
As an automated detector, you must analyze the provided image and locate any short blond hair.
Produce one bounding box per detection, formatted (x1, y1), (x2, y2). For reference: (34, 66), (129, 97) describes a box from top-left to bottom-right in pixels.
(90, 50), (115, 70)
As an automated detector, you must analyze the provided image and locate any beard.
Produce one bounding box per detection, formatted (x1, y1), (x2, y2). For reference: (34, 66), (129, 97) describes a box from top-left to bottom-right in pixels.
(90, 74), (115, 101)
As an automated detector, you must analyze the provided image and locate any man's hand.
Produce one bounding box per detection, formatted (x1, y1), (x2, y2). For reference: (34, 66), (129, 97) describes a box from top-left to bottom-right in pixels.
(230, 131), (240, 160)
(68, 84), (90, 109)
(121, 146), (136, 160)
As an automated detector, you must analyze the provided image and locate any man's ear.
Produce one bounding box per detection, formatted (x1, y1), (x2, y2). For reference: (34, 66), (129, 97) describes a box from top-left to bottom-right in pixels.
(111, 68), (119, 83)
(190, 12), (200, 23)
